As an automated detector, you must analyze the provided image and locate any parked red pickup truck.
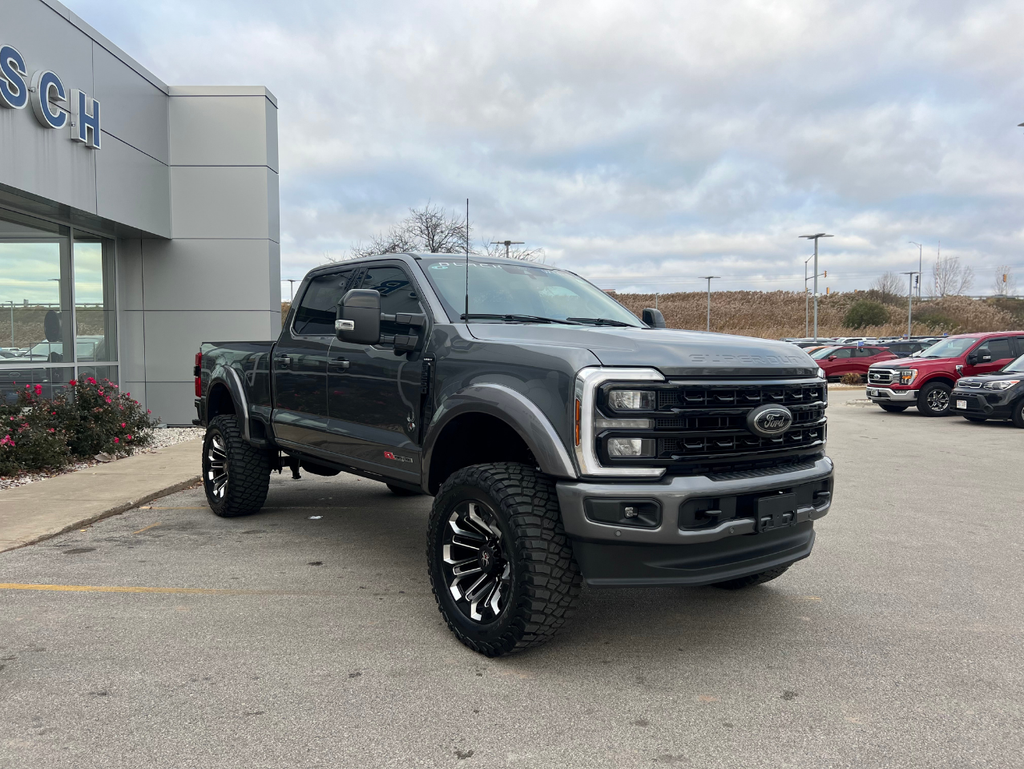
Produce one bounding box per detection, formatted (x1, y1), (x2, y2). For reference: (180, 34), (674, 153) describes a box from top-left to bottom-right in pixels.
(866, 331), (1024, 416)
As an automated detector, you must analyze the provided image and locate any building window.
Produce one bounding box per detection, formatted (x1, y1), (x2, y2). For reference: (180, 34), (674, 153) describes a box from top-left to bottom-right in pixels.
(0, 208), (116, 405)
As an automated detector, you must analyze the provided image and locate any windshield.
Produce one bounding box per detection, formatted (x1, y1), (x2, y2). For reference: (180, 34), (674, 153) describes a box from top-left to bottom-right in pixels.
(1003, 354), (1024, 374)
(917, 337), (975, 359)
(810, 347), (839, 360)
(420, 258), (642, 326)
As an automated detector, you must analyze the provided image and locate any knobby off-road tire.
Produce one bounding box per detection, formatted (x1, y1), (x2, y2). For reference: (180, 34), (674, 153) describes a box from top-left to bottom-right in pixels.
(427, 463), (582, 657)
(917, 382), (952, 417)
(202, 415), (271, 518)
(879, 404), (908, 413)
(712, 564), (791, 591)
(1012, 399), (1024, 429)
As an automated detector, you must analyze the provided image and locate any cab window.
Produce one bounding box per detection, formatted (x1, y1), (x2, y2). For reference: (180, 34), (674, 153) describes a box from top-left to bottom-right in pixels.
(974, 338), (1014, 361)
(293, 271), (354, 336)
(359, 265), (425, 337)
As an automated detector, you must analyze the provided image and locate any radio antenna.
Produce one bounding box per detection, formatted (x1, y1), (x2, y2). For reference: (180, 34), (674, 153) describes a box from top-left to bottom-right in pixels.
(464, 198), (470, 323)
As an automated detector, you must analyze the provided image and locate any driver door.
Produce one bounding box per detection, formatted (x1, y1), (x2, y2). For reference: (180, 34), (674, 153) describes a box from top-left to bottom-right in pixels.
(962, 337), (1016, 377)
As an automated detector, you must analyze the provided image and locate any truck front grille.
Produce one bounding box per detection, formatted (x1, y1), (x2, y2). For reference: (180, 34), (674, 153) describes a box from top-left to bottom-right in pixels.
(868, 369), (894, 385)
(597, 379), (827, 474)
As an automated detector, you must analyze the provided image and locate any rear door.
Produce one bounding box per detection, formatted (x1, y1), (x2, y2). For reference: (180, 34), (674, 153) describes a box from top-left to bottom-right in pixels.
(325, 261), (428, 485)
(271, 269), (354, 450)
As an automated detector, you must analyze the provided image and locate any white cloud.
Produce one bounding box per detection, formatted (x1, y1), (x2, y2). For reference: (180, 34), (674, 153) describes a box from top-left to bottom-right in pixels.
(68, 0), (1024, 295)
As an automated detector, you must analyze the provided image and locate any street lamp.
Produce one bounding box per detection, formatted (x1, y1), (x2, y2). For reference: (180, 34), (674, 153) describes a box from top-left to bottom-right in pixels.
(490, 240), (525, 259)
(901, 271), (919, 338)
(799, 233), (833, 342)
(700, 276), (720, 331)
(909, 242), (923, 298)
(286, 279), (298, 302)
(803, 255), (813, 337)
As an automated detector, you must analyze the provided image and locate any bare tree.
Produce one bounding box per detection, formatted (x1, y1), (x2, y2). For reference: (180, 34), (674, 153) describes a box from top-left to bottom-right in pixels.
(871, 271), (905, 302)
(348, 204), (469, 259)
(932, 256), (973, 297)
(992, 265), (1018, 296)
(481, 238), (545, 262)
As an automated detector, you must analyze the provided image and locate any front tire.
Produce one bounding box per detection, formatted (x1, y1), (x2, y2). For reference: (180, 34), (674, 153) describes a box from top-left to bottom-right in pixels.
(917, 382), (952, 417)
(1012, 399), (1024, 429)
(427, 463), (582, 657)
(202, 415), (271, 517)
(712, 564), (791, 590)
(879, 404), (908, 413)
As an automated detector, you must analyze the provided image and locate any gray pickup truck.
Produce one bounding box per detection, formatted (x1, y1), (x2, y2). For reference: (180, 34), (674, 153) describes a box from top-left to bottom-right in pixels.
(195, 253), (834, 656)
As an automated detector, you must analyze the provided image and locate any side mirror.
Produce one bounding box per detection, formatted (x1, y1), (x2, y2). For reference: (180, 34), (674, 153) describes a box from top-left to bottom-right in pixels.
(965, 353), (978, 366)
(827, 355), (836, 361)
(336, 289), (381, 345)
(642, 308), (666, 328)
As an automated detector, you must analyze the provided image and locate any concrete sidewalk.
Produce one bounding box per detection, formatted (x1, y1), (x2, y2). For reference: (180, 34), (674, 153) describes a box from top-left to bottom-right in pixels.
(0, 439), (202, 552)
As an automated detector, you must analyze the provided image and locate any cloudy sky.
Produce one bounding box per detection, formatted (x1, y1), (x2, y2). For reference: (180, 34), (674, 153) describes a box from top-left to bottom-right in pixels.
(71, 0), (1024, 296)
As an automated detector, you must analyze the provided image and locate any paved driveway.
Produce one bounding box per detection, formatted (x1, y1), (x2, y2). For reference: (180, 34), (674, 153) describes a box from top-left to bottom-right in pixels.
(1, 390), (1022, 768)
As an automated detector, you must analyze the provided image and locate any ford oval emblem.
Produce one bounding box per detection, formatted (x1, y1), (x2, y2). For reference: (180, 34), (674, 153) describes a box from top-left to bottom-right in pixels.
(747, 404), (793, 438)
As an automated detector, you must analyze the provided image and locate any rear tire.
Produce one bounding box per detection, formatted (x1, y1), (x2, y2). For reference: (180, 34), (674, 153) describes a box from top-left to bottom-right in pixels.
(202, 415), (271, 517)
(917, 382), (952, 417)
(712, 564), (791, 590)
(879, 404), (908, 413)
(427, 463), (582, 657)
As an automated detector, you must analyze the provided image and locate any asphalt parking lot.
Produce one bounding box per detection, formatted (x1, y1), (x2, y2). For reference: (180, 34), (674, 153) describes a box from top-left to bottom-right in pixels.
(2, 389), (1022, 768)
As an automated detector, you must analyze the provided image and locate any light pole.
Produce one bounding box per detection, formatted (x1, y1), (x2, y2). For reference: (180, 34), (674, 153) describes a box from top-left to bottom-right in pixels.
(7, 300), (13, 349)
(490, 240), (525, 259)
(909, 241), (923, 298)
(803, 255), (813, 337)
(799, 233), (833, 342)
(901, 271), (919, 338)
(286, 279), (298, 302)
(700, 276), (720, 331)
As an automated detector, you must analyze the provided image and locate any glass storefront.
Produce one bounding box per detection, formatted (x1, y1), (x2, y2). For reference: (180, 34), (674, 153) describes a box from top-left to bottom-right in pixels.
(0, 207), (117, 405)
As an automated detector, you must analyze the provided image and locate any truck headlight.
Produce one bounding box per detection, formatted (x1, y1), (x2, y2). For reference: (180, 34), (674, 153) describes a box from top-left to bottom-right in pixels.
(897, 368), (918, 386)
(607, 389), (656, 410)
(983, 380), (1019, 390)
(607, 438), (656, 458)
(817, 367), (826, 380)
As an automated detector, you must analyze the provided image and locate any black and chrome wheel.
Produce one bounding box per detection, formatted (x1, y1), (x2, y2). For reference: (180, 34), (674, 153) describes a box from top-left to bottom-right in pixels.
(1012, 398), (1024, 429)
(441, 500), (512, 622)
(427, 463), (582, 657)
(917, 382), (952, 416)
(202, 415), (271, 517)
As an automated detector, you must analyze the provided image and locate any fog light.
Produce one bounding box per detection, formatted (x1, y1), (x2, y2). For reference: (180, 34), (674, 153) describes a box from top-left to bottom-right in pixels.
(607, 390), (656, 410)
(607, 438), (656, 458)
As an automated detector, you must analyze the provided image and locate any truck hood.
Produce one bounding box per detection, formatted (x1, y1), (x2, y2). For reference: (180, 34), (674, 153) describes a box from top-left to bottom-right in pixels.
(870, 356), (956, 370)
(466, 324), (817, 378)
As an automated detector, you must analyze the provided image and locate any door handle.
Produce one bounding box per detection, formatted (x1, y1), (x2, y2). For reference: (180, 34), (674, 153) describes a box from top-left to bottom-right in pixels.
(329, 357), (350, 371)
(277, 354), (291, 369)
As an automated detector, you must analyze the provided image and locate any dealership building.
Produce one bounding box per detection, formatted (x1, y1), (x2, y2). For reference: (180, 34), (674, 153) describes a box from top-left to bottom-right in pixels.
(1, 0), (281, 425)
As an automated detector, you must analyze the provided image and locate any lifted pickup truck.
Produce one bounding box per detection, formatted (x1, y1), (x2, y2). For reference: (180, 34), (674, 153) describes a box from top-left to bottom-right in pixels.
(866, 332), (1024, 416)
(195, 254), (834, 656)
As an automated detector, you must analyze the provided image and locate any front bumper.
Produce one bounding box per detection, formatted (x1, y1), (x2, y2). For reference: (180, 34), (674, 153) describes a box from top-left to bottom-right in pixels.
(951, 389), (1016, 418)
(555, 457), (833, 586)
(866, 387), (918, 403)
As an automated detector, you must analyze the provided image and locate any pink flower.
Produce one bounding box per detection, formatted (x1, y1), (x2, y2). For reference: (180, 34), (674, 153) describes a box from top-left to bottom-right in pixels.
(121, 423), (126, 428)
(113, 437), (119, 444)
(49, 428), (55, 433)
(34, 384), (43, 396)
(86, 377), (96, 385)
(126, 434), (133, 441)
(0, 435), (14, 447)
(105, 397), (112, 403)
(69, 379), (77, 386)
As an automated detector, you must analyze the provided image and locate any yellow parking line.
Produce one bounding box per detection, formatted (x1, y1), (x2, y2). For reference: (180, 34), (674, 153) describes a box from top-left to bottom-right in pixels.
(0, 583), (323, 596)
(132, 522), (162, 534)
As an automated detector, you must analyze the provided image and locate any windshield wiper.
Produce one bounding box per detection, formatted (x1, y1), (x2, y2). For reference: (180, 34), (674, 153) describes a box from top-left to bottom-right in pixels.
(566, 317), (634, 327)
(460, 313), (580, 325)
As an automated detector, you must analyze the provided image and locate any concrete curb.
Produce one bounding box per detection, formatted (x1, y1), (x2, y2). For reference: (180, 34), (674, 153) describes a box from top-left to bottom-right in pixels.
(0, 438), (204, 554)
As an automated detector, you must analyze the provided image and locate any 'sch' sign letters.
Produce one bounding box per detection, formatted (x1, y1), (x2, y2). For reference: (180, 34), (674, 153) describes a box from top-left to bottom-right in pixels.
(0, 44), (101, 149)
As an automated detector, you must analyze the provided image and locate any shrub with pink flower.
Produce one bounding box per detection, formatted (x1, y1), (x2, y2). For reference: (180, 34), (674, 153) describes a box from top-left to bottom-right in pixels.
(0, 377), (154, 477)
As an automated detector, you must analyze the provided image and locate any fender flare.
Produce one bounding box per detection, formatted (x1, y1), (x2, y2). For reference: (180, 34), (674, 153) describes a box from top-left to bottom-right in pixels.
(422, 383), (577, 482)
(208, 366), (252, 442)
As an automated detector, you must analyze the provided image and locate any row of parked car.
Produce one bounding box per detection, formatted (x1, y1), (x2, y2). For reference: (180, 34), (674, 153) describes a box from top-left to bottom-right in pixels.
(784, 332), (1024, 428)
